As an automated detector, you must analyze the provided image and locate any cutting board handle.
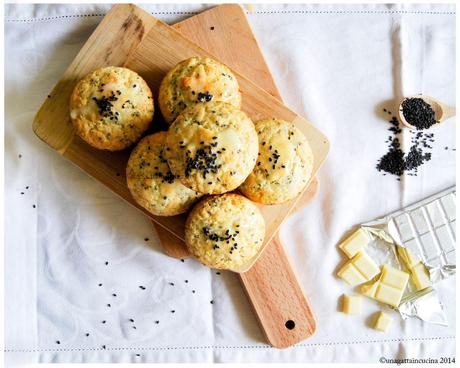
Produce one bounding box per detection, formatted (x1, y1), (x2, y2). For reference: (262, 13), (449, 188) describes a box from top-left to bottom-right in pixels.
(240, 234), (316, 348)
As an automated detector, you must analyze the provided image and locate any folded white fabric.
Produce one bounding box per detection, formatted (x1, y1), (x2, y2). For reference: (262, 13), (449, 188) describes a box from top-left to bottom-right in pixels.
(4, 3), (455, 365)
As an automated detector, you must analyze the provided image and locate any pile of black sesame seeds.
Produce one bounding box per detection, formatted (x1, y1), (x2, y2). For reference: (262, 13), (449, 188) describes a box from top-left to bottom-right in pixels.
(376, 109), (434, 179)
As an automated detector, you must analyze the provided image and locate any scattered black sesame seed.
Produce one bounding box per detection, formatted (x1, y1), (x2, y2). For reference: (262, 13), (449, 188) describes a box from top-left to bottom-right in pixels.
(102, 320), (106, 324)
(169, 282), (175, 286)
(32, 205), (36, 208)
(180, 259), (185, 262)
(210, 26), (215, 30)
(136, 354), (140, 357)
(105, 261), (109, 265)
(98, 283), (102, 287)
(210, 300), (214, 304)
(112, 293), (117, 297)
(18, 154), (22, 158)
(144, 238), (149, 241)
(192, 290), (196, 293)
(155, 320), (160, 324)
(185, 280), (188, 283)
(26, 186), (29, 189)
(132, 326), (137, 329)
(102, 345), (106, 350)
(107, 304), (111, 307)
(56, 340), (60, 344)
(139, 286), (146, 290)
(216, 272), (221, 275)
(86, 333), (90, 337)
(47, 95), (51, 98)
(20, 192), (24, 195)
(129, 318), (134, 322)
(171, 310), (175, 313)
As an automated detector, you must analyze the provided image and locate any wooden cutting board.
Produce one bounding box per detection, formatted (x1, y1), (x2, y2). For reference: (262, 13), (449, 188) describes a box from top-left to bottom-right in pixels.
(32, 4), (323, 348)
(33, 4), (329, 273)
(165, 5), (318, 348)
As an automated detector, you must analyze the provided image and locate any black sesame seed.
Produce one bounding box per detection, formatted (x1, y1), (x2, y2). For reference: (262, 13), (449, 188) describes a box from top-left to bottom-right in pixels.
(210, 26), (215, 30)
(102, 320), (106, 324)
(169, 282), (175, 286)
(56, 340), (60, 344)
(210, 300), (214, 304)
(192, 290), (196, 293)
(32, 204), (36, 208)
(105, 261), (109, 265)
(144, 238), (149, 241)
(180, 259), (185, 262)
(139, 286), (146, 290)
(107, 304), (111, 307)
(98, 283), (103, 287)
(171, 310), (175, 313)
(86, 333), (90, 337)
(102, 345), (106, 349)
(185, 280), (188, 283)
(132, 326), (137, 329)
(129, 318), (134, 322)
(112, 293), (117, 297)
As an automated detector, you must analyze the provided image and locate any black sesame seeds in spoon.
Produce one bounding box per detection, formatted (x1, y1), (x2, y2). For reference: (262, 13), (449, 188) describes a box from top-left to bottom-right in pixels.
(401, 97), (438, 130)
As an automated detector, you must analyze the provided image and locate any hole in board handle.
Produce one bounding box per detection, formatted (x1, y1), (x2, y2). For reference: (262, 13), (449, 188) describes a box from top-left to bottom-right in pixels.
(285, 320), (295, 330)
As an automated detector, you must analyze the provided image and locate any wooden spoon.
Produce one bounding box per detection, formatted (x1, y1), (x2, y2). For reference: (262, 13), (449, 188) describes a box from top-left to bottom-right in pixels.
(399, 95), (456, 129)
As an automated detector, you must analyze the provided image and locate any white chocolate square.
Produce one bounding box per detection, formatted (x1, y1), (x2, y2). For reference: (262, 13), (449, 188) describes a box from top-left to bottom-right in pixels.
(376, 283), (403, 307)
(411, 263), (431, 290)
(337, 263), (367, 286)
(374, 311), (393, 332)
(352, 251), (380, 280)
(342, 294), (361, 315)
(338, 228), (369, 258)
(380, 265), (409, 290)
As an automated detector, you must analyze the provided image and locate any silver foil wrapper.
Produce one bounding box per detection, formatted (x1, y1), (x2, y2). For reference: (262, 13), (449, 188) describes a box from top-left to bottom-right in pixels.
(360, 186), (456, 325)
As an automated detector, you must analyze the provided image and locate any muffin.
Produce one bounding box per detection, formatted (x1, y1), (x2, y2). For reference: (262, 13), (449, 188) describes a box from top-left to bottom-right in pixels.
(158, 57), (241, 124)
(165, 101), (258, 194)
(126, 132), (202, 216)
(185, 193), (266, 270)
(239, 118), (314, 204)
(70, 66), (154, 151)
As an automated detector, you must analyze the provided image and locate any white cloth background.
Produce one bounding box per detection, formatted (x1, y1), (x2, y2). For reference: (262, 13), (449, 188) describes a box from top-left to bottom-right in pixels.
(4, 3), (456, 365)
